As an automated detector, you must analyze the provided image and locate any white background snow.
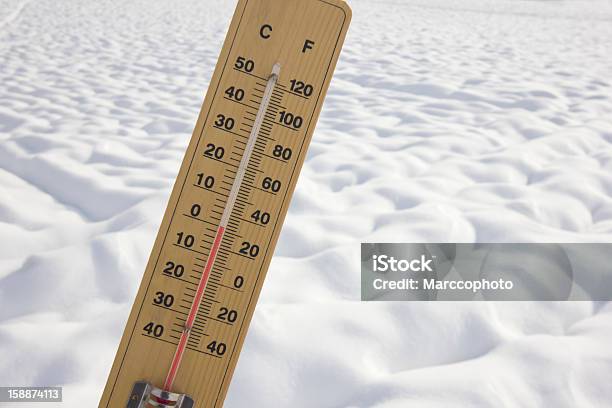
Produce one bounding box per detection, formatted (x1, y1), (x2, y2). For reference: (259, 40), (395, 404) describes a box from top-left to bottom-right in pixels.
(1, 0), (612, 406)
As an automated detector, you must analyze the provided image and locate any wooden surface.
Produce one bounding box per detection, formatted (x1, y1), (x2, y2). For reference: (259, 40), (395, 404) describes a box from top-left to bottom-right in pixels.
(99, 0), (351, 406)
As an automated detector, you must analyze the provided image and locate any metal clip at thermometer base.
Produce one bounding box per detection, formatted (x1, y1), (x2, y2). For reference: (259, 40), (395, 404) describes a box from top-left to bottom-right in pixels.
(127, 382), (193, 408)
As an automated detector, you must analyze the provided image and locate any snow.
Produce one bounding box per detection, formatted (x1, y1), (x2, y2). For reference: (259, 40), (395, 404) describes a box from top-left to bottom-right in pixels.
(1, 0), (612, 406)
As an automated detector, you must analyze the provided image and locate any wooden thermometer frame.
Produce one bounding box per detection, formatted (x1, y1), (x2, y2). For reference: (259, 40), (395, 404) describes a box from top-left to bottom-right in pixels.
(99, 0), (351, 406)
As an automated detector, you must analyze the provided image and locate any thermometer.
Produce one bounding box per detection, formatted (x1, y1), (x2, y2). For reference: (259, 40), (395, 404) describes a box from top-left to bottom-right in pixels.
(99, 0), (351, 406)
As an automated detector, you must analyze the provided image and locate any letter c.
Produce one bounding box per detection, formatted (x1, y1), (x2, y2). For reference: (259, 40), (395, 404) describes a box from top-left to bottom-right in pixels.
(260, 24), (272, 39)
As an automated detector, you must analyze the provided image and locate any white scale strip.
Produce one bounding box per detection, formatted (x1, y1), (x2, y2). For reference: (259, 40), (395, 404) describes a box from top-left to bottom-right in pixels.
(220, 63), (281, 227)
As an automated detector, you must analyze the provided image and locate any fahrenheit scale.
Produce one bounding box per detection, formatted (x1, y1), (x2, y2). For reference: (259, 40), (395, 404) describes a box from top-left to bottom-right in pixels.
(99, 0), (351, 407)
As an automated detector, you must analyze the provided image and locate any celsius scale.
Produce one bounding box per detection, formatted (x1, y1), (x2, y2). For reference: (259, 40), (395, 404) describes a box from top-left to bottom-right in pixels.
(99, 0), (351, 407)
